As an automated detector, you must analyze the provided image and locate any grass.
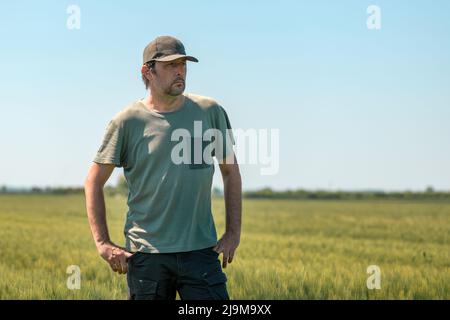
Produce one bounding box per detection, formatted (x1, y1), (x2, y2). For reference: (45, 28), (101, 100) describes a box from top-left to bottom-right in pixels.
(0, 194), (448, 299)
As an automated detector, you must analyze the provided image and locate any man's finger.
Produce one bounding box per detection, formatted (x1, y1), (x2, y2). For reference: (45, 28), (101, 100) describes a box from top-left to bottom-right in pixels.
(222, 251), (229, 268)
(112, 255), (123, 273)
(125, 251), (135, 263)
(118, 265), (125, 274)
(228, 250), (235, 264)
(124, 251), (133, 259)
(110, 263), (119, 273)
(213, 244), (223, 254)
(119, 254), (128, 274)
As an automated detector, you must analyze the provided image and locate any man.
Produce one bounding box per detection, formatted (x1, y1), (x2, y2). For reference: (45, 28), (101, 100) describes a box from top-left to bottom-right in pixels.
(84, 35), (242, 300)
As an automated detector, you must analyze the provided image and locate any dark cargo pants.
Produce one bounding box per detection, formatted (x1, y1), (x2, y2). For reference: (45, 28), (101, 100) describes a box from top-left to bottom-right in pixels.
(126, 246), (230, 300)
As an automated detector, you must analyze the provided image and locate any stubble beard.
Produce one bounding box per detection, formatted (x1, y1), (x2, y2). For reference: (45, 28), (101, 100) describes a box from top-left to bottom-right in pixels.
(165, 81), (185, 96)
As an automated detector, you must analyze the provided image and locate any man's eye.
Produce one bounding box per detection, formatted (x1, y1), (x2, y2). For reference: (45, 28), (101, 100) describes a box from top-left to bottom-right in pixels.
(167, 62), (185, 67)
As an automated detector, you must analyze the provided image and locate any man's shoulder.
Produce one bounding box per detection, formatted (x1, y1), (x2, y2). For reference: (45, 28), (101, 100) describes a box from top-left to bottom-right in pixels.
(186, 93), (222, 112)
(110, 100), (144, 124)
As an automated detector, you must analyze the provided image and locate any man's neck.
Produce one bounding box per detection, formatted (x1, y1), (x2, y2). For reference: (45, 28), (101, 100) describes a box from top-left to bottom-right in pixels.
(143, 92), (185, 113)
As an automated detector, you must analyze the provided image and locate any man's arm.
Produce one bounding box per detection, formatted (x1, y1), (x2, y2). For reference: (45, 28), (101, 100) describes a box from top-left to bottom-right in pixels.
(214, 153), (242, 268)
(84, 162), (131, 274)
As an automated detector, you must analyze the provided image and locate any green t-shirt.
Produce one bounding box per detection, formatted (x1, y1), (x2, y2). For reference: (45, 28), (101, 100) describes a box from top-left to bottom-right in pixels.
(93, 93), (235, 253)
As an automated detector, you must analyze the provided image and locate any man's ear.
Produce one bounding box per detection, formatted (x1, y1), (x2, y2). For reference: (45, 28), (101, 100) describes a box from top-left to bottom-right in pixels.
(141, 64), (148, 75)
(141, 64), (153, 80)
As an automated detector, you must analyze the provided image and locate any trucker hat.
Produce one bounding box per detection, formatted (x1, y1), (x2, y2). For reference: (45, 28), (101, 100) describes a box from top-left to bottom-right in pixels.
(143, 35), (199, 64)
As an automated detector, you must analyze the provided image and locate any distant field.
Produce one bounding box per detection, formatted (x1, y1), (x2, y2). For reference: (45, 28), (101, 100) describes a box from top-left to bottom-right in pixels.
(0, 194), (449, 299)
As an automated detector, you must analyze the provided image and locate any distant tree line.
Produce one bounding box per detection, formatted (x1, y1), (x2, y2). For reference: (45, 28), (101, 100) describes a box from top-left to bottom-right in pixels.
(0, 185), (122, 196)
(242, 186), (450, 200)
(1, 182), (449, 200)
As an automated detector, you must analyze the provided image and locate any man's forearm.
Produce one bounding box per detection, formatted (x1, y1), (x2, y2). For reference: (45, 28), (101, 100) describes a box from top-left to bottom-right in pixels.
(223, 170), (242, 236)
(85, 183), (111, 248)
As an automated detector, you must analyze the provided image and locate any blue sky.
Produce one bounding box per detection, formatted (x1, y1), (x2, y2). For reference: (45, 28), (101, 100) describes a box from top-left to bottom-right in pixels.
(0, 0), (449, 191)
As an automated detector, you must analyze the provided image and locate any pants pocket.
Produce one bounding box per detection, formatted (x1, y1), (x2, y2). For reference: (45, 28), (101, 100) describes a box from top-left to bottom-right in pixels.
(196, 246), (219, 258)
(130, 278), (158, 300)
(126, 251), (140, 263)
(202, 271), (230, 300)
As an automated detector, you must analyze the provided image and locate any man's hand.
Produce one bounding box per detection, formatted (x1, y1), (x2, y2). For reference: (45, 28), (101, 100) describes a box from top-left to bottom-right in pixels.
(98, 242), (133, 274)
(213, 232), (240, 268)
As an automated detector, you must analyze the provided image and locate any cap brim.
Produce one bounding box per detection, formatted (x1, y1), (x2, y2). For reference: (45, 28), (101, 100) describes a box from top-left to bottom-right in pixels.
(152, 54), (198, 63)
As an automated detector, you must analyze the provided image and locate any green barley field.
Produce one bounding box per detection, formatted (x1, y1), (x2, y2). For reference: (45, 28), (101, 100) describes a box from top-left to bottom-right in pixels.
(0, 194), (449, 299)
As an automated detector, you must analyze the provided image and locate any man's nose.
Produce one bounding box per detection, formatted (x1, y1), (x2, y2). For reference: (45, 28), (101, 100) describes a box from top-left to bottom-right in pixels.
(175, 68), (184, 76)
(175, 65), (185, 76)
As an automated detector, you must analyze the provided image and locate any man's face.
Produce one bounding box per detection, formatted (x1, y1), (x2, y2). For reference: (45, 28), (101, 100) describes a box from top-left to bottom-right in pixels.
(148, 58), (187, 96)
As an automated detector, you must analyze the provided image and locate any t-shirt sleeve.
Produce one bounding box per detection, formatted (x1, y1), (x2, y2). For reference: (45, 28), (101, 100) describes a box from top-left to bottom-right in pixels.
(93, 118), (127, 167)
(214, 104), (236, 163)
